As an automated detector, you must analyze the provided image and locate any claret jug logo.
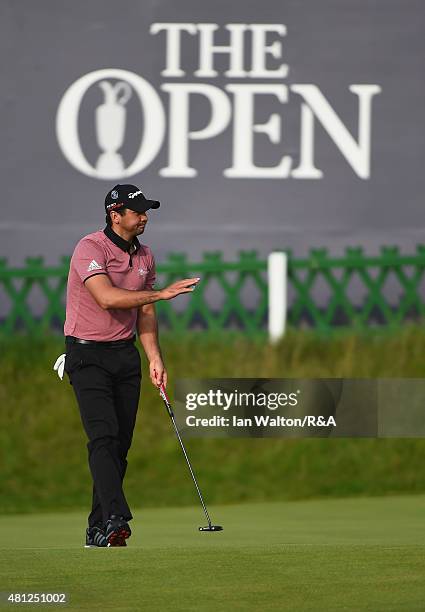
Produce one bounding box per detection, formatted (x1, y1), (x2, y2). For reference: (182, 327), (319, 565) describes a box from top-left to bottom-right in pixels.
(56, 23), (381, 180)
(56, 69), (165, 179)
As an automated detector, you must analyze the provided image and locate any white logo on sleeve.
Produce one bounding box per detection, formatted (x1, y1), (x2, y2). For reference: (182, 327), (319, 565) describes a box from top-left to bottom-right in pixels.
(138, 267), (148, 276)
(87, 260), (103, 271)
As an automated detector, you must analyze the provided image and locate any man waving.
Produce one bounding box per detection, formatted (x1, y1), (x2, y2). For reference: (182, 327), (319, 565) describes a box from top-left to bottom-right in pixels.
(62, 184), (199, 548)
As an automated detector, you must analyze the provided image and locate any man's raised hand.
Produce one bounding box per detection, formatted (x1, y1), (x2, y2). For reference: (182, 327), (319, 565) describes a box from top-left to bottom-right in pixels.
(159, 278), (200, 300)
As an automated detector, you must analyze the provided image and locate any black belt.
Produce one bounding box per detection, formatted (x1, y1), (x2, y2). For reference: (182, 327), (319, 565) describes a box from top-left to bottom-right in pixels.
(65, 335), (136, 348)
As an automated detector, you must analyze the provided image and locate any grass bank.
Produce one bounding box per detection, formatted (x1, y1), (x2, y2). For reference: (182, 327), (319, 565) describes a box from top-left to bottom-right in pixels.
(0, 325), (424, 514)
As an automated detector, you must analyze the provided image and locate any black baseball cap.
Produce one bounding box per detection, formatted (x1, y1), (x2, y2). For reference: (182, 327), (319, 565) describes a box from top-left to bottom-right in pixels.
(105, 184), (160, 214)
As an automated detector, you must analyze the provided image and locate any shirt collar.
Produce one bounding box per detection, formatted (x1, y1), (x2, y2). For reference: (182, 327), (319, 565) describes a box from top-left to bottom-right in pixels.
(103, 225), (140, 254)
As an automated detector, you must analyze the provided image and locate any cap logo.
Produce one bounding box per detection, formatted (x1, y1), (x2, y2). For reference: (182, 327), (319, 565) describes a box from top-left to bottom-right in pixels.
(106, 201), (124, 210)
(128, 190), (142, 199)
(111, 190), (119, 199)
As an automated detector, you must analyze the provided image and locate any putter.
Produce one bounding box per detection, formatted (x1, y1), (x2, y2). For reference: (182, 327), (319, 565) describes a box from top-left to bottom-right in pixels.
(158, 383), (223, 532)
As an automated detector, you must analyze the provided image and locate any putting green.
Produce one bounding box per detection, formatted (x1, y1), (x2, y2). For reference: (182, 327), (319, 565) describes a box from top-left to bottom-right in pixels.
(1, 496), (425, 611)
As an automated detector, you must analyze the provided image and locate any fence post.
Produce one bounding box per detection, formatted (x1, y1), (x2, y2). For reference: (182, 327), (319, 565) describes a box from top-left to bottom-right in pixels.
(268, 251), (287, 343)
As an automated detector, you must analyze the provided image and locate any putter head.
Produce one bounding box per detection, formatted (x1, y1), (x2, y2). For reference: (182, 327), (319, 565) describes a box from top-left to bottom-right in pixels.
(199, 525), (223, 531)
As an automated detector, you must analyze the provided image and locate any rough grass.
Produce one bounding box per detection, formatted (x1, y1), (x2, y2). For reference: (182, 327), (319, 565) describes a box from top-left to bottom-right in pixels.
(0, 325), (424, 515)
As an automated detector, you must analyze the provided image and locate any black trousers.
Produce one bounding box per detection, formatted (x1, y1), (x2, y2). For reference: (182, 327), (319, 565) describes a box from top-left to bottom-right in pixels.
(64, 338), (141, 528)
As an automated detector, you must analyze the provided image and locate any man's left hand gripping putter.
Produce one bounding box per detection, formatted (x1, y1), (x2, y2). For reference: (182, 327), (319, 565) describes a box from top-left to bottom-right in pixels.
(53, 354), (66, 380)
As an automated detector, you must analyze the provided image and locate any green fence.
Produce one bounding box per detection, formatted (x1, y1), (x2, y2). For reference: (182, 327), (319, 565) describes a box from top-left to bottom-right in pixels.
(0, 245), (424, 337)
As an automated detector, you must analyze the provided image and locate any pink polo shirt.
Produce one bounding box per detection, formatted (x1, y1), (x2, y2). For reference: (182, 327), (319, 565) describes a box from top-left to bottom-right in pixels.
(64, 227), (156, 341)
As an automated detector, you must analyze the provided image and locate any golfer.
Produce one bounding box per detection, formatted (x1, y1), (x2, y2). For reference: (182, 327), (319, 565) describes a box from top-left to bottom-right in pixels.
(62, 184), (199, 548)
